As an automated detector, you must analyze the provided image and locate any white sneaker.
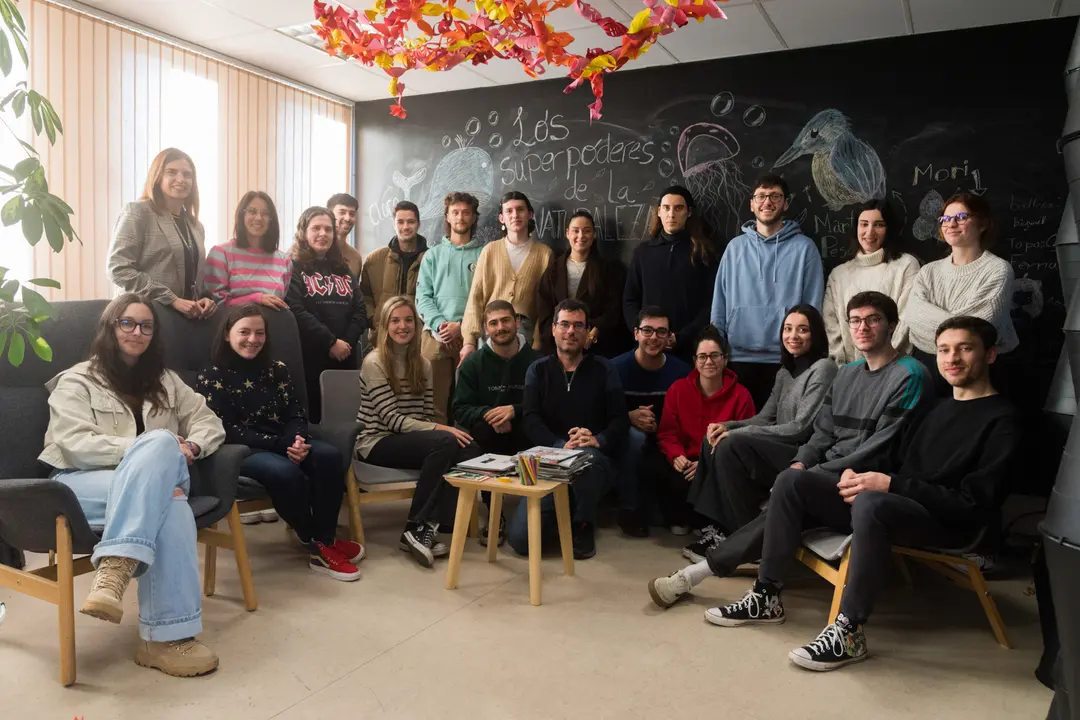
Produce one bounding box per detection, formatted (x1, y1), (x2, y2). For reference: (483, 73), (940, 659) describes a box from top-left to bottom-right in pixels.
(0, 601), (6, 628)
(648, 571), (692, 608)
(259, 509), (279, 523)
(240, 511), (262, 525)
(671, 525), (690, 536)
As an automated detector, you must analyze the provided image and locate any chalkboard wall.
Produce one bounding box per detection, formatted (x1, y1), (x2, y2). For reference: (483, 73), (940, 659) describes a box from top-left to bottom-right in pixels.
(355, 17), (1075, 406)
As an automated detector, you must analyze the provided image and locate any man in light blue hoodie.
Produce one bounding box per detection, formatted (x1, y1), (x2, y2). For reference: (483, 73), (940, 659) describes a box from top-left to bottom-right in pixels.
(711, 173), (824, 409)
(415, 192), (485, 424)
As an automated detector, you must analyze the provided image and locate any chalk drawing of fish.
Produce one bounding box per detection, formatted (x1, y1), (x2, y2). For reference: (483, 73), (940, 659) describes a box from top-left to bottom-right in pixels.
(393, 167), (428, 201)
(419, 134), (495, 223)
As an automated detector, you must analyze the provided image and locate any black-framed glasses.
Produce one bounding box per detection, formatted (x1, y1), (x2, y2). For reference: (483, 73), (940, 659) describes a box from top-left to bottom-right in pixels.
(555, 320), (586, 332)
(637, 325), (671, 339)
(847, 314), (885, 328)
(938, 212), (972, 226)
(752, 192), (785, 203)
(695, 352), (725, 364)
(116, 318), (154, 336)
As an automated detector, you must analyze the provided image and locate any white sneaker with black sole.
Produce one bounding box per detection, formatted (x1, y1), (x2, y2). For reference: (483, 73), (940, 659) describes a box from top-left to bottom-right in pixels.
(682, 526), (726, 563)
(789, 613), (868, 671)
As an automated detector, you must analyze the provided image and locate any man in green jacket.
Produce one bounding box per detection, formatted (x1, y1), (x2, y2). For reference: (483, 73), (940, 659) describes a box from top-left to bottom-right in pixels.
(453, 299), (541, 456)
(415, 192), (484, 423)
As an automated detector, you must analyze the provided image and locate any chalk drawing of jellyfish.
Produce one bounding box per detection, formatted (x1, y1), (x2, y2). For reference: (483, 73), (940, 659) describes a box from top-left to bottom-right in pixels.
(392, 167), (427, 201)
(418, 133), (495, 236)
(773, 109), (886, 212)
(912, 189), (944, 242)
(678, 122), (749, 238)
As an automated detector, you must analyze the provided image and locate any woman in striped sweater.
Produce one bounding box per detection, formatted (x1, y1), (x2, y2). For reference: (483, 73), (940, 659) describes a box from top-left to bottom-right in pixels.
(204, 191), (292, 310)
(355, 296), (481, 567)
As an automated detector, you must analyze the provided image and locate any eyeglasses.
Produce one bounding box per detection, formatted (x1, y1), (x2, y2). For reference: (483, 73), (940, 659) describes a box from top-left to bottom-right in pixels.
(752, 192), (785, 204)
(116, 318), (154, 336)
(937, 212), (972, 226)
(694, 352), (725, 364)
(847, 314), (885, 328)
(637, 325), (671, 339)
(245, 208), (271, 219)
(555, 321), (586, 332)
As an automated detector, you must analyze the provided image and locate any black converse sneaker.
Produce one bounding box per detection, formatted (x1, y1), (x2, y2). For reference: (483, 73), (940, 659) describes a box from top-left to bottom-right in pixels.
(789, 613), (868, 671)
(682, 526), (726, 563)
(704, 581), (785, 626)
(400, 522), (440, 568)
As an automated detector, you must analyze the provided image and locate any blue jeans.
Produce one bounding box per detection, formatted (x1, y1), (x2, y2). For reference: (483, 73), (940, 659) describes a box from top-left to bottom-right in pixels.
(506, 442), (614, 555)
(239, 439), (344, 545)
(615, 427), (648, 512)
(52, 430), (201, 642)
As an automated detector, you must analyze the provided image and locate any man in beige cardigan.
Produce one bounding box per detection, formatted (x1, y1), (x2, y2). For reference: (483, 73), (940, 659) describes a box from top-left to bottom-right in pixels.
(459, 191), (552, 363)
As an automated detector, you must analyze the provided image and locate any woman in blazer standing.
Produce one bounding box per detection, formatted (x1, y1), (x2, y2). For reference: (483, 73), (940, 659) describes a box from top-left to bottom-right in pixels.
(107, 147), (216, 320)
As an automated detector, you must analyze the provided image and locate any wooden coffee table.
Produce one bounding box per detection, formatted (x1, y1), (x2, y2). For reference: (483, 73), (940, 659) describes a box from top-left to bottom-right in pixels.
(442, 474), (574, 606)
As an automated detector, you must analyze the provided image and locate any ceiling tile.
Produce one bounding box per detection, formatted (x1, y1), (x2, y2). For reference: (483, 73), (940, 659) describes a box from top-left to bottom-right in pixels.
(656, 3), (782, 62)
(468, 59), (563, 85)
(202, 0), (327, 30)
(764, 0), (906, 49)
(287, 61), (388, 102)
(615, 0), (757, 13)
(80, 0), (264, 42)
(909, 0), (1051, 33)
(199, 30), (337, 75)
(396, 66), (497, 95)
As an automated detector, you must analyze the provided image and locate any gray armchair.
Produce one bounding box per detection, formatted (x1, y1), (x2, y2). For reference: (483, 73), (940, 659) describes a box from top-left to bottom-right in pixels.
(0, 300), (252, 687)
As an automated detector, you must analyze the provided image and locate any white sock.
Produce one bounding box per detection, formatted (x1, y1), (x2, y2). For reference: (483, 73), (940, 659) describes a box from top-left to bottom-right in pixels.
(682, 560), (713, 587)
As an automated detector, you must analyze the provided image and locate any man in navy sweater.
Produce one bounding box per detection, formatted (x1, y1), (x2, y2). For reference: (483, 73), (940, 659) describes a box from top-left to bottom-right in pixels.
(514, 299), (629, 559)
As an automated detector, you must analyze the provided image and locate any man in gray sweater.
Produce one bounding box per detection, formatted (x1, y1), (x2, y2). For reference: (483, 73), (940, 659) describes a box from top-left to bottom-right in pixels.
(650, 291), (933, 606)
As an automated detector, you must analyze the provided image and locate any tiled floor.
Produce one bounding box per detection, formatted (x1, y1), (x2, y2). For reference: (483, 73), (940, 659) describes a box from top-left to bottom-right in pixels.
(0, 500), (1054, 719)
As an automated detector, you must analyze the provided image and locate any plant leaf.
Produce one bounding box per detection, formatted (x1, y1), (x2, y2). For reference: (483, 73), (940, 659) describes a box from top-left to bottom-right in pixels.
(17, 138), (35, 155)
(7, 330), (24, 366)
(20, 286), (52, 321)
(41, 107), (55, 144)
(42, 207), (63, 252)
(13, 156), (37, 180)
(10, 26), (25, 67)
(12, 90), (24, 117)
(1, 194), (22, 226)
(21, 202), (42, 245)
(0, 31), (12, 77)
(0, 0), (13, 31)
(29, 98), (41, 135)
(27, 276), (60, 289)
(27, 330), (51, 361)
(42, 192), (72, 214)
(42, 99), (62, 134)
(0, 278), (16, 301)
(26, 165), (46, 192)
(6, 0), (25, 32)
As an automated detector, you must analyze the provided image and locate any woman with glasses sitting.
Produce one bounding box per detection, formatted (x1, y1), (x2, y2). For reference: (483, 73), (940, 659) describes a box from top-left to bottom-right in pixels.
(822, 199), (920, 364)
(204, 191), (292, 311)
(893, 192), (1018, 395)
(646, 326), (755, 534)
(39, 294), (226, 677)
(682, 305), (835, 562)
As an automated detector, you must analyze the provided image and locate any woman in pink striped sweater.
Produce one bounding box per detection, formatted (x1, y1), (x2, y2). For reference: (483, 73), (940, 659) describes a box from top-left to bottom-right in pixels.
(205, 191), (292, 310)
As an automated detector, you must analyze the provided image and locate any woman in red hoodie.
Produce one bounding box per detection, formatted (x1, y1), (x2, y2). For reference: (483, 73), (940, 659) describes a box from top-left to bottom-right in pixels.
(651, 326), (756, 532)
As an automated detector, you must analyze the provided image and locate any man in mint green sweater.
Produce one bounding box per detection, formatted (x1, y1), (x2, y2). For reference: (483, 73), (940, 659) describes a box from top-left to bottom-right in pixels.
(415, 192), (484, 423)
(453, 300), (541, 456)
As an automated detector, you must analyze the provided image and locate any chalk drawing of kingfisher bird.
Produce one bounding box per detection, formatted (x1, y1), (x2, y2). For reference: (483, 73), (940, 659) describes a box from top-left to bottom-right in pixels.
(772, 109), (886, 211)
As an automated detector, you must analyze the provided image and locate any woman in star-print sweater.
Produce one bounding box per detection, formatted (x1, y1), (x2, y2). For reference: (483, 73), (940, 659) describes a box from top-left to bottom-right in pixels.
(196, 304), (363, 582)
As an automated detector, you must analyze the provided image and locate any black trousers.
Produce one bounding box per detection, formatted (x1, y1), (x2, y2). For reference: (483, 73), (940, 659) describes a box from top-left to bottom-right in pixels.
(642, 448), (693, 527)
(727, 361), (781, 413)
(758, 468), (972, 625)
(687, 433), (798, 533)
(469, 420), (532, 456)
(365, 430), (482, 527)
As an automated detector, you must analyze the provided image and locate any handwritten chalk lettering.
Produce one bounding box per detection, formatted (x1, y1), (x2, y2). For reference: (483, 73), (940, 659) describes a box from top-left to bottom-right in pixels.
(564, 170), (587, 201)
(1013, 216), (1049, 229)
(912, 160), (976, 186)
(1010, 254), (1058, 272)
(1008, 235), (1057, 253)
(512, 107), (569, 148)
(615, 203), (650, 243)
(813, 210), (855, 235)
(367, 187), (400, 227)
(818, 235), (851, 259)
(607, 173), (636, 204)
(1010, 194), (1061, 211)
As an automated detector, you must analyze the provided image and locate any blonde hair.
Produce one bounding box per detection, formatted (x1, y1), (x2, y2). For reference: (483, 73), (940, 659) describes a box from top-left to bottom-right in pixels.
(141, 148), (199, 222)
(376, 296), (426, 397)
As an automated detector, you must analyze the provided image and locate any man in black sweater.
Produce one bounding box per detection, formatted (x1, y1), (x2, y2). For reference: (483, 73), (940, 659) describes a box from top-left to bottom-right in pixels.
(705, 315), (1019, 672)
(514, 299), (628, 559)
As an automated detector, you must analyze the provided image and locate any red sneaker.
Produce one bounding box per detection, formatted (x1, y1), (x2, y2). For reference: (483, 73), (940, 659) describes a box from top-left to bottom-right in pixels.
(331, 539), (365, 564)
(309, 543), (361, 582)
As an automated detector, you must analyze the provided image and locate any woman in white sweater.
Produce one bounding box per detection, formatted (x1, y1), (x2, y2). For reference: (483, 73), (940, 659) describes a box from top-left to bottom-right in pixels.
(822, 199), (920, 364)
(355, 296), (480, 567)
(894, 192), (1018, 393)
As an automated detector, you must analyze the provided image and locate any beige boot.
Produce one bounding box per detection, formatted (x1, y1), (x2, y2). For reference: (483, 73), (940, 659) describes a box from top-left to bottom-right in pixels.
(80, 556), (138, 623)
(135, 638), (219, 677)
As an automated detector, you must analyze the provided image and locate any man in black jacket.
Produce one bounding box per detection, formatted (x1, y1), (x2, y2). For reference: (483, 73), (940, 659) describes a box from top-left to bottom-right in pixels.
(512, 299), (629, 559)
(695, 315), (1019, 673)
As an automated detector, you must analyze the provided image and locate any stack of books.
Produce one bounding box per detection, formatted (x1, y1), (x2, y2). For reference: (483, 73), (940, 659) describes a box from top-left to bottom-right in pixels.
(450, 453), (517, 477)
(519, 446), (591, 482)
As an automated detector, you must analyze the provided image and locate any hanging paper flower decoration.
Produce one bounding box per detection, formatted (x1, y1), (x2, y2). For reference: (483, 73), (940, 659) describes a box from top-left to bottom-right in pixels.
(312, 0), (726, 120)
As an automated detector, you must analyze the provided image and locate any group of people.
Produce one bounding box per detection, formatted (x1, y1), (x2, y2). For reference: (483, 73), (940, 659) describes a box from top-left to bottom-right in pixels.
(35, 145), (1021, 678)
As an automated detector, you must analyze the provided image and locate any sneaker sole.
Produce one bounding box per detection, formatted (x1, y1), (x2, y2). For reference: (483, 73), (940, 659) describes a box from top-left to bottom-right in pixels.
(704, 610), (786, 627)
(341, 546), (366, 564)
(788, 649), (867, 672)
(309, 563), (361, 582)
(239, 514), (262, 525)
(399, 538), (434, 568)
(80, 599), (123, 624)
(134, 648), (219, 677)
(647, 579), (682, 609)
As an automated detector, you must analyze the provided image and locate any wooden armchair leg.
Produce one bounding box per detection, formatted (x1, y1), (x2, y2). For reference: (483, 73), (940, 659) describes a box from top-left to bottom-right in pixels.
(467, 490), (480, 539)
(225, 504), (258, 612)
(828, 548), (851, 625)
(56, 516), (76, 687)
(203, 520), (218, 598)
(968, 566), (1012, 649)
(345, 467), (365, 546)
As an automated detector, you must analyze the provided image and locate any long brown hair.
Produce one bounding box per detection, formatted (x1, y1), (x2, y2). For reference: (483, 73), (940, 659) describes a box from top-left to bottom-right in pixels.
(646, 185), (715, 266)
(234, 191), (281, 252)
(141, 148), (200, 222)
(374, 296), (426, 396)
(290, 206), (346, 270)
(88, 293), (169, 413)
